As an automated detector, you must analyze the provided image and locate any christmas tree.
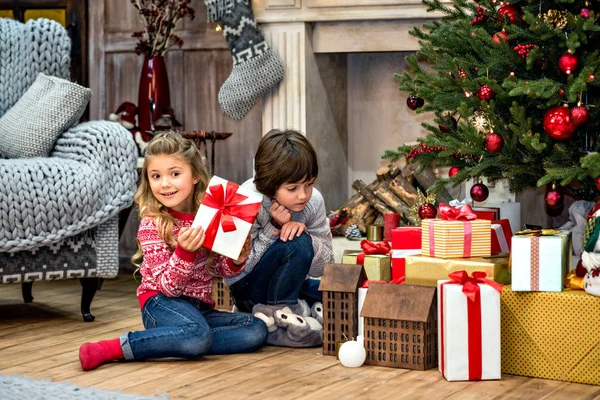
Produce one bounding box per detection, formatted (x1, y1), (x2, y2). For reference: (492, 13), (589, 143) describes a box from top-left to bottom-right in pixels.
(384, 0), (600, 206)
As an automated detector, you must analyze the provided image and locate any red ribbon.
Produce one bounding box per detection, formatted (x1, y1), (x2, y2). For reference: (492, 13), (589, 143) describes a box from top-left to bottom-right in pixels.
(438, 203), (477, 221)
(361, 279), (387, 288)
(202, 181), (261, 250)
(356, 240), (391, 264)
(440, 271), (502, 380)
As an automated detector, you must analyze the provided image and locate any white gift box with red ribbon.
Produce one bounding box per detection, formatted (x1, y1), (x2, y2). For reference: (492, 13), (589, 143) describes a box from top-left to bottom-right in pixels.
(192, 176), (262, 260)
(438, 271), (502, 381)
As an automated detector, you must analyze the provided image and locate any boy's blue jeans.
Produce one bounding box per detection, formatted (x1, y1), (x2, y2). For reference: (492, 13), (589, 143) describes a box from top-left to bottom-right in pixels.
(120, 294), (268, 360)
(229, 232), (322, 313)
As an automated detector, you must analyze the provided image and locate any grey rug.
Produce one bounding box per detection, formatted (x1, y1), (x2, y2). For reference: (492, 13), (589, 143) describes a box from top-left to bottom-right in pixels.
(0, 374), (166, 400)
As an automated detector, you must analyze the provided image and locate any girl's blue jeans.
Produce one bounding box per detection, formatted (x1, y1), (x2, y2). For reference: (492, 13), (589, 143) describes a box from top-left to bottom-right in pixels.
(120, 294), (268, 361)
(229, 232), (322, 313)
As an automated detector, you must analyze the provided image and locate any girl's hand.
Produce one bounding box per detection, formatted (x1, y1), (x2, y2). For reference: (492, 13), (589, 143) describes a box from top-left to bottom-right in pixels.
(233, 234), (252, 266)
(269, 200), (291, 226)
(274, 221), (306, 242)
(177, 226), (205, 252)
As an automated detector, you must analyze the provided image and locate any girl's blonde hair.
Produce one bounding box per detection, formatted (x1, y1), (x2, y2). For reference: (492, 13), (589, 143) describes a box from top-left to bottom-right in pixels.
(131, 131), (210, 267)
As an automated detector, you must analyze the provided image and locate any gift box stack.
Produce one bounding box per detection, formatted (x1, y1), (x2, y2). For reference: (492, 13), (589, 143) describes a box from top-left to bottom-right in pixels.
(402, 203), (512, 287)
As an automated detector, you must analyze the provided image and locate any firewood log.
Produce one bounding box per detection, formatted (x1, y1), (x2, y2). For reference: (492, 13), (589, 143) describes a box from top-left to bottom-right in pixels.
(352, 179), (395, 215)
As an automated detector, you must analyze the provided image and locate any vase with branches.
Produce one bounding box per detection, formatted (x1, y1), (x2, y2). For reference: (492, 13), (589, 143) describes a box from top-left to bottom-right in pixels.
(130, 0), (195, 138)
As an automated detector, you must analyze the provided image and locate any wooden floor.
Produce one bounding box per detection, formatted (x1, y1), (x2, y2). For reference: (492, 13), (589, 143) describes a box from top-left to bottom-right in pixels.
(1, 274), (599, 400)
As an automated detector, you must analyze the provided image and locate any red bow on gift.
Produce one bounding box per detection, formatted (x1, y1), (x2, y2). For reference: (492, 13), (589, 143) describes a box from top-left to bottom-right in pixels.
(447, 270), (503, 300)
(355, 240), (391, 265)
(438, 203), (477, 221)
(202, 181), (261, 250)
(440, 270), (502, 381)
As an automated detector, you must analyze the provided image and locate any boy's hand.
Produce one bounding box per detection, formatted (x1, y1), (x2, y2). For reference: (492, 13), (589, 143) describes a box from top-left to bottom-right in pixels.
(269, 200), (291, 226)
(233, 234), (252, 266)
(177, 226), (205, 252)
(274, 221), (306, 242)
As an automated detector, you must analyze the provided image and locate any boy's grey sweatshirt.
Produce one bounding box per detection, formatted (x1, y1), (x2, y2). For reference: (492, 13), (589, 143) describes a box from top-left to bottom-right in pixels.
(224, 180), (334, 286)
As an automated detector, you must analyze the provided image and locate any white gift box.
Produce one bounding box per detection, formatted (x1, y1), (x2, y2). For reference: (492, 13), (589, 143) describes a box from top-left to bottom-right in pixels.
(511, 230), (571, 292)
(437, 276), (501, 381)
(192, 176), (262, 260)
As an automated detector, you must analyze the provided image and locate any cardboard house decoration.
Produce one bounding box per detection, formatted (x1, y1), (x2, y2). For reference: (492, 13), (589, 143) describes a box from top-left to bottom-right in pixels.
(211, 277), (234, 311)
(319, 263), (368, 356)
(361, 283), (437, 370)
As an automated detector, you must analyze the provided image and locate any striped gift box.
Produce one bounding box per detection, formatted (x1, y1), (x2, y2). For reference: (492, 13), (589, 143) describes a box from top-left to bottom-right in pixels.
(421, 219), (491, 258)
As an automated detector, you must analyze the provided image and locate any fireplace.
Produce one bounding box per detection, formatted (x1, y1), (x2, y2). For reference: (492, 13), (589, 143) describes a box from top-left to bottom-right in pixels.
(253, 0), (443, 211)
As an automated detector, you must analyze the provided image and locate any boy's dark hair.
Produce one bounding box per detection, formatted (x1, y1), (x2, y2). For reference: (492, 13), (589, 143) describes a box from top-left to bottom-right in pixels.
(254, 129), (318, 197)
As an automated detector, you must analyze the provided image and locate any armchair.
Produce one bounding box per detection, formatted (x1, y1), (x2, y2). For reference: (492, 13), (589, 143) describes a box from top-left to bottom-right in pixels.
(0, 18), (138, 321)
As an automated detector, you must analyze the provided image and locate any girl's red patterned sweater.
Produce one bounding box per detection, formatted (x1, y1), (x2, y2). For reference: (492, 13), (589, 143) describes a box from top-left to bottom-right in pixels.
(136, 209), (243, 309)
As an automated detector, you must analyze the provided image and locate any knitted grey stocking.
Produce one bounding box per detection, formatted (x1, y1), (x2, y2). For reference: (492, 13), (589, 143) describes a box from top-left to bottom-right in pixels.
(205, 0), (284, 120)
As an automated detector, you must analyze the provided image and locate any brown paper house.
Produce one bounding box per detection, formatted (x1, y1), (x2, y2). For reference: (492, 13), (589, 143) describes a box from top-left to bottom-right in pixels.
(211, 277), (234, 311)
(361, 283), (437, 370)
(318, 263), (368, 356)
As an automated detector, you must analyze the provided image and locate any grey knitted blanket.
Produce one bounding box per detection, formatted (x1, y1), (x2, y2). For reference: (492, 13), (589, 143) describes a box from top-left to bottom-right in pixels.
(0, 121), (138, 252)
(0, 18), (71, 116)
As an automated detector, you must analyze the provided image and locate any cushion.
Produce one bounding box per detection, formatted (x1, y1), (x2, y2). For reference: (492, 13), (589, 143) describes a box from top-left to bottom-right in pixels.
(0, 73), (91, 158)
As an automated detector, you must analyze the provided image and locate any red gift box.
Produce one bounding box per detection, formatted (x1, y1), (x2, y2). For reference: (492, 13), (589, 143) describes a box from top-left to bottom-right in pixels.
(472, 207), (500, 221)
(391, 227), (422, 281)
(491, 219), (512, 254)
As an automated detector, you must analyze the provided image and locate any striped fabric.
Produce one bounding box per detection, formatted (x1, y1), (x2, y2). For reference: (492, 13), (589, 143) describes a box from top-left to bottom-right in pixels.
(421, 219), (491, 259)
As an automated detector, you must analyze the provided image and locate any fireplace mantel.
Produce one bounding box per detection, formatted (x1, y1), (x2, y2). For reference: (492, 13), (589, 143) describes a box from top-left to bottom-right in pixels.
(253, 0), (447, 209)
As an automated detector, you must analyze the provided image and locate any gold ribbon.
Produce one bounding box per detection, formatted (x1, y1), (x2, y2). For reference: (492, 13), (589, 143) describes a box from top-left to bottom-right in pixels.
(564, 271), (585, 290)
(515, 229), (561, 236)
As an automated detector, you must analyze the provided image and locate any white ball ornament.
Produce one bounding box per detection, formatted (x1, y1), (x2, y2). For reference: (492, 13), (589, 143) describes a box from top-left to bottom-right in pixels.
(338, 340), (366, 368)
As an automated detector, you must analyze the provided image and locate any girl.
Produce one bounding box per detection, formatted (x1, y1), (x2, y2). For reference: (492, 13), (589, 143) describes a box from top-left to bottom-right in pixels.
(226, 129), (334, 325)
(78, 132), (267, 370)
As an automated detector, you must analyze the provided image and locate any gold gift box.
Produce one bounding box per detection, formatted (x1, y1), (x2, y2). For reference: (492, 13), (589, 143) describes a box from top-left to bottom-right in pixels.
(342, 250), (390, 282)
(501, 286), (600, 385)
(421, 219), (491, 258)
(404, 254), (510, 287)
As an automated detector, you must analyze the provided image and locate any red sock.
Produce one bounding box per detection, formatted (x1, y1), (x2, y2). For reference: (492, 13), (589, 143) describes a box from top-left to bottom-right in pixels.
(79, 338), (124, 371)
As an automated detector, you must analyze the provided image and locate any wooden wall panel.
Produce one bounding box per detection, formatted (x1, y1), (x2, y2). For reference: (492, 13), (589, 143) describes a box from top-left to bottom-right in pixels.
(104, 0), (143, 33)
(104, 53), (143, 117)
(183, 50), (263, 184)
(93, 0), (261, 187)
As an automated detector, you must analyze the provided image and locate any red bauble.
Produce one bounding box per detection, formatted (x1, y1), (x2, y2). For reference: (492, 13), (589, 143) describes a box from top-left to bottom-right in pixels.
(484, 132), (504, 153)
(570, 105), (589, 127)
(580, 8), (591, 19)
(439, 115), (458, 133)
(596, 176), (600, 191)
(470, 182), (489, 202)
(407, 95), (424, 110)
(497, 4), (522, 24)
(448, 166), (461, 177)
(418, 203), (438, 220)
(558, 53), (579, 75)
(492, 31), (508, 44)
(543, 106), (576, 140)
(545, 188), (564, 208)
(476, 85), (495, 101)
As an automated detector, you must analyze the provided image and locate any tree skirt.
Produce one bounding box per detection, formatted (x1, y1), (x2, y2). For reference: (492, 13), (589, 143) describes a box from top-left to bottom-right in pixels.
(0, 374), (165, 400)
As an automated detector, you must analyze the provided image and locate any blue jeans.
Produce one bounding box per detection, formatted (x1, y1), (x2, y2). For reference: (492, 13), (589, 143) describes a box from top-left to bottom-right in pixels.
(120, 294), (268, 360)
(229, 233), (321, 313)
